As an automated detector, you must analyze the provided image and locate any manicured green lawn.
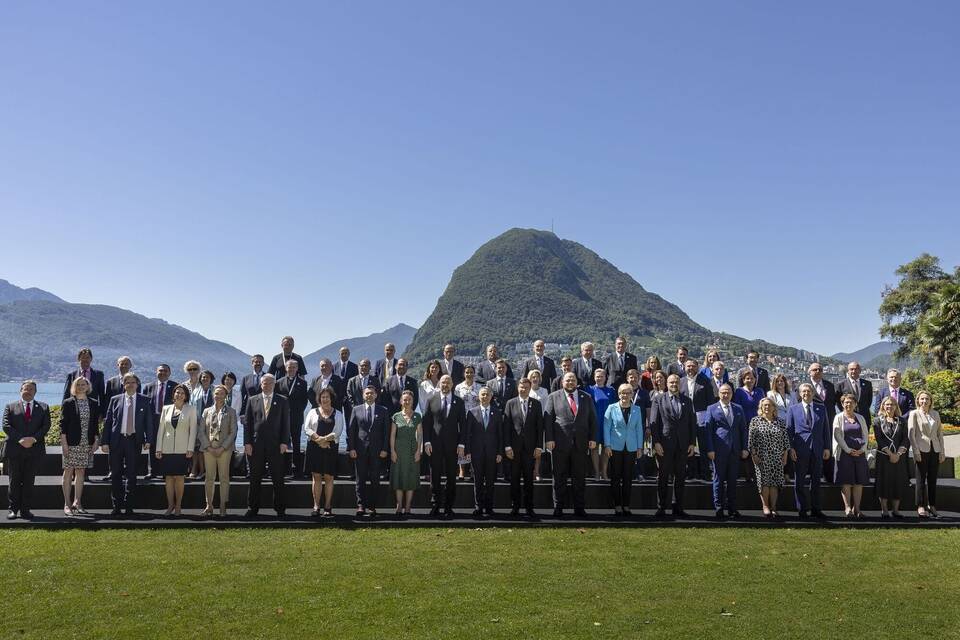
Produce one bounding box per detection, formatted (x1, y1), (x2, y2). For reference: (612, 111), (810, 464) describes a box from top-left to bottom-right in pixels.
(1, 528), (956, 639)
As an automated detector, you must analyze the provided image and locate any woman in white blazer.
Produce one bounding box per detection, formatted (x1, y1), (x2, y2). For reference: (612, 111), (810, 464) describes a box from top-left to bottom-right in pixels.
(908, 391), (946, 518)
(155, 384), (198, 516)
(766, 374), (793, 422)
(832, 394), (869, 518)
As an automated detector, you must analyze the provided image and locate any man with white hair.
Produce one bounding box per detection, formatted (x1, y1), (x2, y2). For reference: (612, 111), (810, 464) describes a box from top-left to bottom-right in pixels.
(873, 368), (916, 417)
(571, 342), (603, 389)
(243, 373), (291, 518)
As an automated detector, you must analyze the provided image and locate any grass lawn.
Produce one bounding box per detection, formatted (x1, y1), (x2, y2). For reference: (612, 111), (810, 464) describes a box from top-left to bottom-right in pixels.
(1, 528), (957, 639)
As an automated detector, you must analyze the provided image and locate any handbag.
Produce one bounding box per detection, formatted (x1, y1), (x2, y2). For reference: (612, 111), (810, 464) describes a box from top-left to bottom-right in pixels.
(230, 449), (248, 477)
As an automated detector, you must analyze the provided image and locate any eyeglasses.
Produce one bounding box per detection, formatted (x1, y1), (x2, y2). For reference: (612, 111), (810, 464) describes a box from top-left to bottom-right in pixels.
(188, 368), (199, 373)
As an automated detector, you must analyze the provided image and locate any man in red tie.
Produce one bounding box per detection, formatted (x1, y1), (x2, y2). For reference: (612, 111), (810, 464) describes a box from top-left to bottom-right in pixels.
(544, 372), (597, 518)
(3, 381), (51, 519)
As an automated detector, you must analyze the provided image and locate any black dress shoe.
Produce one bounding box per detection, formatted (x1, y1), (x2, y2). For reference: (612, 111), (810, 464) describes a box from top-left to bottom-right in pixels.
(311, 509), (320, 517)
(674, 509), (689, 518)
(429, 506), (441, 517)
(6, 511), (17, 520)
(124, 508), (135, 516)
(110, 508), (122, 517)
(654, 508), (667, 518)
(525, 509), (536, 518)
(510, 507), (520, 516)
(368, 509), (377, 518)
(244, 509), (258, 518)
(811, 509), (827, 519)
(443, 508), (455, 518)
(356, 509), (366, 518)
(19, 510), (33, 520)
(715, 509), (725, 520)
(622, 509), (632, 517)
(472, 509), (483, 517)
(729, 510), (742, 519)
(574, 508), (588, 518)
(552, 508), (564, 518)
(275, 510), (286, 518)
(797, 511), (809, 519)
(485, 508), (495, 517)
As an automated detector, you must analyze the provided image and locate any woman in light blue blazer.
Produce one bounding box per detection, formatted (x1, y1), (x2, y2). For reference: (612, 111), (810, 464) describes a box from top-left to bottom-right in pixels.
(604, 384), (645, 516)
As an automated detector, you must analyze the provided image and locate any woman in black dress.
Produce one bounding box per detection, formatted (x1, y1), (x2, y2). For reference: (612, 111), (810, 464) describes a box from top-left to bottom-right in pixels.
(304, 387), (344, 517)
(873, 396), (909, 519)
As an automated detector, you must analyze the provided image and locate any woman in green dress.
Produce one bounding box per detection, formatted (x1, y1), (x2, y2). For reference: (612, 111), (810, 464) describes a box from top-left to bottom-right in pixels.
(390, 389), (422, 516)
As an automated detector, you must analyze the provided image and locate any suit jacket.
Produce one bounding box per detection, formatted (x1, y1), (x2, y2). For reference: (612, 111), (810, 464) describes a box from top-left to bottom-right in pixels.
(485, 376), (518, 411)
(835, 377), (873, 421)
(603, 402), (644, 452)
(702, 402), (748, 453)
(520, 355), (558, 389)
(740, 366), (771, 393)
(649, 393), (697, 450)
(374, 357), (398, 384)
(104, 374), (141, 409)
(908, 408), (944, 454)
(268, 352), (307, 379)
(873, 386), (916, 418)
(382, 374), (419, 415)
(465, 404), (502, 459)
(603, 352), (638, 391)
(142, 379), (177, 417)
(276, 375), (310, 426)
(60, 397), (102, 446)
(440, 359), (466, 387)
(550, 375), (571, 393)
(679, 372), (714, 415)
(786, 401), (830, 453)
(806, 378), (838, 425)
(333, 359), (359, 382)
(502, 395), (544, 455)
(477, 359), (514, 385)
(665, 361), (687, 378)
(422, 393), (467, 453)
(102, 393), (154, 447)
(571, 357), (604, 389)
(198, 405), (237, 451)
(2, 400), (51, 458)
(62, 368), (106, 407)
(345, 373), (382, 412)
(347, 402), (389, 454)
(156, 404), (200, 454)
(544, 388), (598, 452)
(240, 370), (266, 415)
(873, 415), (909, 454)
(308, 375), (346, 411)
(243, 393), (291, 451)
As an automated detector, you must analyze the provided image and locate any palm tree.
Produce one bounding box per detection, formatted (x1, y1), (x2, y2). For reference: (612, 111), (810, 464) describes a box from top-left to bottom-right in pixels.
(918, 283), (960, 370)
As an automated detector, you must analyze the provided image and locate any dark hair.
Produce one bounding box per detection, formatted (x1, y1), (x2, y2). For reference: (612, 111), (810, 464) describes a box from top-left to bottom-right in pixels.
(221, 371), (237, 385)
(464, 364), (475, 374)
(77, 347), (93, 360)
(317, 386), (337, 406)
(423, 360), (442, 381)
(495, 358), (508, 367)
(157, 363), (171, 370)
(201, 370), (216, 384)
(172, 383), (191, 400)
(252, 354), (264, 361)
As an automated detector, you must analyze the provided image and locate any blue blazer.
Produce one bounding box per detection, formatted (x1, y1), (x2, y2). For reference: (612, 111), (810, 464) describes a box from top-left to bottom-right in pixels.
(703, 401), (748, 453)
(785, 401), (829, 453)
(872, 386), (916, 417)
(102, 393), (154, 447)
(603, 403), (644, 452)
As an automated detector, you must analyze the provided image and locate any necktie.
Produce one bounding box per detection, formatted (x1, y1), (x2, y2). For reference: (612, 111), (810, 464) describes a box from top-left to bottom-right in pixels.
(362, 376), (368, 388)
(264, 397), (271, 417)
(567, 392), (577, 417)
(442, 396), (448, 419)
(672, 395), (680, 415)
(805, 404), (812, 427)
(892, 388), (898, 403)
(851, 380), (860, 399)
(24, 402), (32, 422)
(155, 384), (163, 413)
(619, 354), (624, 370)
(367, 405), (373, 424)
(124, 397), (134, 435)
(816, 383), (824, 400)
(722, 404), (730, 424)
(538, 356), (543, 370)
(483, 408), (489, 428)
(499, 378), (504, 398)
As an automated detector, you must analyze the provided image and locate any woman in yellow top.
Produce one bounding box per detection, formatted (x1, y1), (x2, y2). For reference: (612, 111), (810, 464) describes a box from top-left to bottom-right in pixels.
(155, 384), (198, 516)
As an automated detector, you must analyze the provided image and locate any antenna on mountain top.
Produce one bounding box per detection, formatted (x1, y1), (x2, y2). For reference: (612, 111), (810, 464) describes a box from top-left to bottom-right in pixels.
(550, 218), (554, 234)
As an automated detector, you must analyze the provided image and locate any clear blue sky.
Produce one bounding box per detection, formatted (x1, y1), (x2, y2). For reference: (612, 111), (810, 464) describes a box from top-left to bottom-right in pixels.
(2, 2), (958, 357)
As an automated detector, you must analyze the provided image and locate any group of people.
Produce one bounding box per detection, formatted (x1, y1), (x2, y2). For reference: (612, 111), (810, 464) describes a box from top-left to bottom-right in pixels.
(0, 338), (949, 521)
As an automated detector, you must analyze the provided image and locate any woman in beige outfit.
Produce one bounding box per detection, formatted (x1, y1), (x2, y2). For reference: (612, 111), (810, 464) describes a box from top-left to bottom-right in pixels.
(908, 391), (945, 518)
(199, 385), (238, 517)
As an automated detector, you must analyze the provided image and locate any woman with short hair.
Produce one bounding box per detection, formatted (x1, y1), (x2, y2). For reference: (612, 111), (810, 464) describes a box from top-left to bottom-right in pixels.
(199, 385), (238, 517)
(833, 393), (869, 518)
(748, 397), (790, 518)
(155, 384), (198, 516)
(304, 386), (344, 517)
(909, 391), (945, 518)
(60, 376), (102, 515)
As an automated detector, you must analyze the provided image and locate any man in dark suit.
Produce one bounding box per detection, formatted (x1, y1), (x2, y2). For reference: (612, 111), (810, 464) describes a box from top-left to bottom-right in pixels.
(836, 361), (873, 424)
(101, 374), (153, 516)
(422, 375), (467, 516)
(806, 362), (838, 484)
(142, 364), (176, 479)
(345, 358), (380, 412)
(572, 341), (603, 389)
(544, 372), (598, 518)
(382, 358), (419, 416)
(873, 368), (916, 417)
(240, 354), (267, 416)
(373, 343), (398, 385)
(62, 347), (106, 407)
(268, 335), (307, 379)
(347, 384), (389, 516)
(787, 383), (831, 518)
(665, 346), (689, 378)
(243, 374), (291, 517)
(440, 343), (466, 387)
(603, 336), (638, 391)
(333, 346), (359, 382)
(486, 359), (518, 411)
(276, 359), (310, 479)
(502, 377), (543, 517)
(2, 380), (51, 519)
(649, 374), (698, 518)
(104, 356), (140, 408)
(477, 343), (514, 384)
(520, 339), (558, 390)
(550, 356), (574, 392)
(703, 384), (749, 518)
(744, 351), (771, 393)
(308, 358), (346, 412)
(680, 359), (715, 481)
(465, 387), (502, 517)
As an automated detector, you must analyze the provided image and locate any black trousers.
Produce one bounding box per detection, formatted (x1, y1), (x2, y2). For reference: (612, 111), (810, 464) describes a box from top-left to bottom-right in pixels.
(471, 451), (497, 510)
(551, 446), (587, 509)
(609, 448), (636, 508)
(248, 447), (286, 512)
(915, 449), (940, 507)
(508, 450), (536, 509)
(429, 449), (459, 509)
(354, 447), (382, 508)
(290, 419), (304, 474)
(147, 415), (161, 475)
(656, 446), (689, 510)
(6, 453), (39, 513)
(110, 436), (140, 509)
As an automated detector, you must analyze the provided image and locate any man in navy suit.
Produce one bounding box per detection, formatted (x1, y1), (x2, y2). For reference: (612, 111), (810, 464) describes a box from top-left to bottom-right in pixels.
(373, 343), (398, 385)
(477, 344), (514, 384)
(787, 383), (831, 518)
(485, 359), (518, 411)
(744, 351), (771, 393)
(665, 346), (689, 378)
(465, 387), (503, 517)
(703, 384), (749, 518)
(502, 378), (544, 517)
(544, 372), (598, 518)
(347, 384), (389, 516)
(649, 374), (698, 517)
(3, 381), (51, 519)
(276, 359), (310, 478)
(101, 374), (153, 516)
(345, 359), (380, 412)
(240, 354), (267, 416)
(334, 346), (359, 382)
(603, 336), (638, 391)
(872, 368), (916, 417)
(520, 339), (558, 390)
(680, 359), (714, 480)
(142, 364), (176, 479)
(383, 358), (419, 416)
(62, 347), (106, 407)
(572, 341), (603, 389)
(835, 361), (873, 424)
(422, 375), (467, 516)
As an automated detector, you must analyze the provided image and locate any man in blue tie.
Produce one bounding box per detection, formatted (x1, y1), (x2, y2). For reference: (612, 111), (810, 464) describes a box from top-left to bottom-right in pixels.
(703, 384), (749, 519)
(787, 383), (831, 519)
(465, 387), (503, 517)
(347, 384), (389, 517)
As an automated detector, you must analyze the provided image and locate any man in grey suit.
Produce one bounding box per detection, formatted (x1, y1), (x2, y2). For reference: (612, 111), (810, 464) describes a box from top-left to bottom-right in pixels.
(649, 374), (698, 517)
(243, 374), (291, 518)
(544, 372), (597, 518)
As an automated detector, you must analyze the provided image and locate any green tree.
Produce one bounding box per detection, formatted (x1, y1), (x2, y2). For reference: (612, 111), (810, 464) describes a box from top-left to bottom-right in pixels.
(923, 370), (960, 425)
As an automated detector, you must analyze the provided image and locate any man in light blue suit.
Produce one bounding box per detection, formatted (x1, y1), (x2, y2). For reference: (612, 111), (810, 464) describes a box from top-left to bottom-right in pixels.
(786, 383), (831, 519)
(703, 384), (748, 519)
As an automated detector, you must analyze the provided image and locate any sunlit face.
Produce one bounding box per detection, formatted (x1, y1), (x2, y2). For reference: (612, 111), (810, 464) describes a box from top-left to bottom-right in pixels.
(684, 361), (698, 377)
(363, 387), (377, 404)
(78, 353), (93, 369)
(747, 353), (758, 367)
(880, 398), (896, 418)
(719, 385), (732, 403)
(285, 361), (299, 378)
(618, 386), (632, 405)
(173, 387), (187, 404)
(340, 347), (350, 361)
(439, 376), (452, 395)
(712, 363), (724, 379)
(281, 337), (294, 352)
(213, 387), (226, 403)
(887, 371), (901, 387)
(918, 393), (932, 410)
(809, 364), (822, 380)
(496, 362), (507, 377)
(443, 345), (455, 359)
(842, 396), (855, 413)
(123, 378), (138, 394)
(157, 365), (171, 382)
(526, 371), (540, 389)
(653, 371), (666, 390)
(73, 378), (90, 397)
(533, 341), (545, 356)
(487, 345), (498, 360)
(560, 360), (572, 373)
(594, 369), (606, 386)
(676, 348), (687, 362)
(251, 356), (264, 371)
(428, 362), (441, 378)
(847, 362), (861, 379)
(20, 381), (37, 402)
(396, 359), (408, 375)
(320, 361), (332, 376)
(666, 376), (680, 394)
(359, 360), (371, 375)
(518, 380), (531, 398)
(799, 386), (813, 403)
(581, 344), (594, 359)
(627, 370), (639, 387)
(401, 393), (413, 410)
(261, 377), (275, 394)
(562, 373), (577, 392)
(118, 358), (132, 374)
(478, 387), (492, 406)
(464, 367), (475, 383)
(385, 344), (396, 358)
(742, 372), (755, 389)
(615, 338), (626, 354)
